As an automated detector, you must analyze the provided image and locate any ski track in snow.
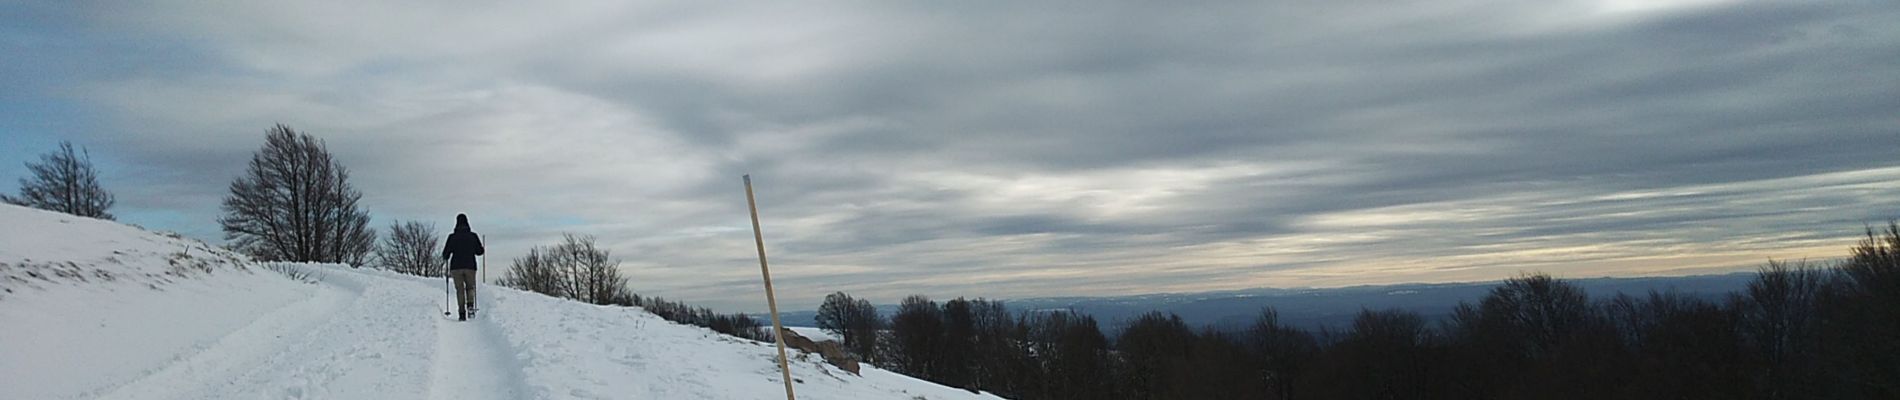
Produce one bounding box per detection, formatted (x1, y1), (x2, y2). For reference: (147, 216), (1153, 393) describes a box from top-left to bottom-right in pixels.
(89, 269), (526, 400)
(82, 280), (346, 399)
(429, 297), (527, 400)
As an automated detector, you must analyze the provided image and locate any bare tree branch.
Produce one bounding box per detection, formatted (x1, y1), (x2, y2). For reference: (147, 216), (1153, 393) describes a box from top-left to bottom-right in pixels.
(219, 124), (375, 264)
(8, 141), (115, 219)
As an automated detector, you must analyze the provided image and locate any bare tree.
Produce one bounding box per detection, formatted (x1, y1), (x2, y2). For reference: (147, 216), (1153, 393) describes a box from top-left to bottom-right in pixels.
(374, 220), (441, 277)
(1326, 309), (1440, 400)
(3, 141), (115, 219)
(1020, 310), (1112, 400)
(1832, 220), (1900, 397)
(1844, 221), (1900, 297)
(218, 124), (375, 265)
(968, 298), (1017, 393)
(888, 295), (945, 377)
(498, 246), (561, 297)
(497, 234), (630, 305)
(817, 291), (885, 362)
(1733, 260), (1827, 398)
(552, 234), (628, 305)
(1453, 273), (1596, 359)
(1249, 307), (1318, 400)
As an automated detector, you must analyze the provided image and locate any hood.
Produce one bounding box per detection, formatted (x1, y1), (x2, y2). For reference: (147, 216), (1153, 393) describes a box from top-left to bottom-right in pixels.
(455, 214), (471, 232)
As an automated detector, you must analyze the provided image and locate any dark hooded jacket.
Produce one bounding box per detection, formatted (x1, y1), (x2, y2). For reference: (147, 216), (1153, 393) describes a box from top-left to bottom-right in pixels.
(442, 214), (484, 270)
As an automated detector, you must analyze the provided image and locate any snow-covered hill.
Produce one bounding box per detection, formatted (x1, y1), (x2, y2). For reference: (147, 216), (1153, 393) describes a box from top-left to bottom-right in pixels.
(0, 204), (1005, 400)
(0, 204), (251, 300)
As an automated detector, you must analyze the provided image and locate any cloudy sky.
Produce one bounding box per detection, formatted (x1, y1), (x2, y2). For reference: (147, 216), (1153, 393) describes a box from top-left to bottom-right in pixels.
(3, 1), (1897, 312)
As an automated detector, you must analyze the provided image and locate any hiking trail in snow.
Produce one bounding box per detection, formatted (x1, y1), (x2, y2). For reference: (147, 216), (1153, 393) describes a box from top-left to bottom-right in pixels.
(85, 268), (528, 400)
(0, 204), (1005, 400)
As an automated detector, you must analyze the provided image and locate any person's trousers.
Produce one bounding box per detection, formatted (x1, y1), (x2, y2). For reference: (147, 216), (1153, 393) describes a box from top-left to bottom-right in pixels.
(451, 269), (477, 310)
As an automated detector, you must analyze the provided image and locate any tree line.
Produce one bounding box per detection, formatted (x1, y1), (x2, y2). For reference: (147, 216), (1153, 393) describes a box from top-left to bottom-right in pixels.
(817, 223), (1900, 400)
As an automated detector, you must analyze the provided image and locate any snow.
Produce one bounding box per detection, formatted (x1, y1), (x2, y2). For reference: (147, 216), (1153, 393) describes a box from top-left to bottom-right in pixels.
(787, 326), (840, 342)
(0, 266), (313, 399)
(0, 203), (1006, 400)
(0, 204), (249, 299)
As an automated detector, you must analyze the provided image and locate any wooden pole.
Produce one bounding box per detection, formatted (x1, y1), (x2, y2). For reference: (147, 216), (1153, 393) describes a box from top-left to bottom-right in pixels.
(745, 175), (797, 400)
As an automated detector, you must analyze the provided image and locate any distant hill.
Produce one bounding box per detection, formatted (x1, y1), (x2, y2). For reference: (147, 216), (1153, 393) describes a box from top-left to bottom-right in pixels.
(778, 273), (1757, 334)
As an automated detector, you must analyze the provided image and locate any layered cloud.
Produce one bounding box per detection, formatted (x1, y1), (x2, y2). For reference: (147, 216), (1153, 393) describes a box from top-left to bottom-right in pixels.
(2, 1), (1896, 311)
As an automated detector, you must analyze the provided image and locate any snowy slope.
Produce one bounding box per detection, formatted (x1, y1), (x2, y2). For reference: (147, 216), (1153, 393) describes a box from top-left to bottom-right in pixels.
(0, 204), (252, 299)
(0, 204), (311, 399)
(0, 203), (1006, 399)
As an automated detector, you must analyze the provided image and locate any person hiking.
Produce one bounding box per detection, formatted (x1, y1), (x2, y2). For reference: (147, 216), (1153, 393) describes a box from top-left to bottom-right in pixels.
(442, 213), (484, 321)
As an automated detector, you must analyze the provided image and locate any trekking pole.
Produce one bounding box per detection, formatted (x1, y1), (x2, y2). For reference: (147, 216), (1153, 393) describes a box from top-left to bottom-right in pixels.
(443, 260), (452, 317)
(471, 254), (478, 312)
(479, 233), (485, 310)
(744, 175), (796, 400)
